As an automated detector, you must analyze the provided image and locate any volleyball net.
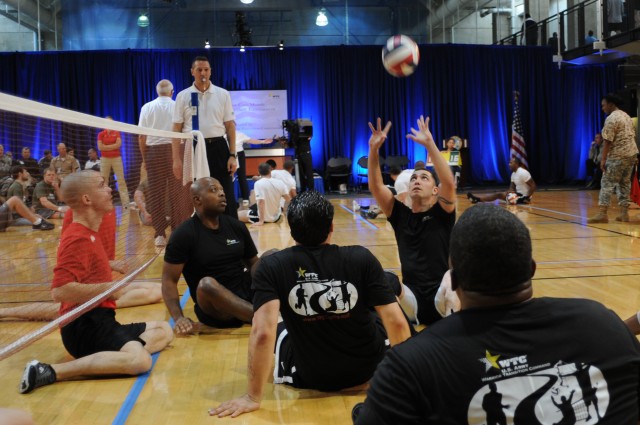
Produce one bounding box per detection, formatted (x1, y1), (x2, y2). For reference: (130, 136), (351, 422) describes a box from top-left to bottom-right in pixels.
(0, 92), (195, 360)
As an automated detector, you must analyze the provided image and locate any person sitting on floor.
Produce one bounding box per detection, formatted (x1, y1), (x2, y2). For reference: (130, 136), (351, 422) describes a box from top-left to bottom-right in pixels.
(18, 170), (173, 394)
(467, 157), (535, 205)
(239, 162), (291, 226)
(210, 191), (411, 418)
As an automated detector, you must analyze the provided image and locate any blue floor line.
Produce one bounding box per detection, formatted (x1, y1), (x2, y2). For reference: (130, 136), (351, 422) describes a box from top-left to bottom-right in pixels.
(112, 289), (191, 425)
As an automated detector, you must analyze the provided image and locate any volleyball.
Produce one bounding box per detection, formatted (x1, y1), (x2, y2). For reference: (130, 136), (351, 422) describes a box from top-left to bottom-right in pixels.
(506, 193), (519, 205)
(382, 35), (420, 77)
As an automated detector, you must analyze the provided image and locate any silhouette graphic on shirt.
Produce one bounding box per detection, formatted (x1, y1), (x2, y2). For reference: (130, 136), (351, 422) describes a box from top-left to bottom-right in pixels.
(482, 382), (509, 425)
(552, 390), (576, 425)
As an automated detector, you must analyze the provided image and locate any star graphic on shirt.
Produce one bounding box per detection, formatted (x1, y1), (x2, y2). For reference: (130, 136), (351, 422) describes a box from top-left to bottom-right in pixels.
(479, 350), (501, 372)
(296, 267), (306, 278)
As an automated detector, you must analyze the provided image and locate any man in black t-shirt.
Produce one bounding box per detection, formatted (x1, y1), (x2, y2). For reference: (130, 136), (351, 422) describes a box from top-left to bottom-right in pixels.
(162, 177), (259, 334)
(367, 116), (457, 325)
(210, 191), (411, 419)
(354, 204), (640, 424)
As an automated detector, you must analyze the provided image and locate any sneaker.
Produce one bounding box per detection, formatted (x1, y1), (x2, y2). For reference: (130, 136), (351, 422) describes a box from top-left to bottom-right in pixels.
(19, 360), (56, 394)
(154, 236), (167, 247)
(467, 192), (480, 204)
(32, 220), (55, 231)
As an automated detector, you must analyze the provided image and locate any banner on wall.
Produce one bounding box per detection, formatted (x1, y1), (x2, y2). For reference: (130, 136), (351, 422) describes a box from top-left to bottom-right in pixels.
(230, 90), (288, 139)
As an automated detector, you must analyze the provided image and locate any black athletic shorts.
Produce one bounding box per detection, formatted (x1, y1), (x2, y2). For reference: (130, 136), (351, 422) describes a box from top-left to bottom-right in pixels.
(273, 320), (387, 390)
(247, 204), (282, 224)
(193, 271), (253, 328)
(60, 307), (146, 359)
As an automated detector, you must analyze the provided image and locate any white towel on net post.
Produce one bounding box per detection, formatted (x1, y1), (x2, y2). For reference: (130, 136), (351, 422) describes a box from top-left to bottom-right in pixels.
(183, 130), (210, 186)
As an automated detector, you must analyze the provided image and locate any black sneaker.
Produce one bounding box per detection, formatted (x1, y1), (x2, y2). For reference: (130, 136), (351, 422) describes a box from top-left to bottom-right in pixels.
(351, 402), (364, 423)
(32, 220), (55, 231)
(19, 360), (56, 394)
(467, 192), (480, 204)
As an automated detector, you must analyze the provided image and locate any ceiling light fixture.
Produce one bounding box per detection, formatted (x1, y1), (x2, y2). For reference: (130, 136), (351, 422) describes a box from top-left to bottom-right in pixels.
(240, 45), (246, 52)
(240, 0), (254, 4)
(316, 8), (328, 27)
(204, 39), (211, 49)
(137, 14), (150, 28)
(278, 40), (284, 51)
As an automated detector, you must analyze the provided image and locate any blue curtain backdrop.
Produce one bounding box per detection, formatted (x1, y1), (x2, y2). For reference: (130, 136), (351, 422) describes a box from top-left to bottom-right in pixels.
(0, 44), (621, 186)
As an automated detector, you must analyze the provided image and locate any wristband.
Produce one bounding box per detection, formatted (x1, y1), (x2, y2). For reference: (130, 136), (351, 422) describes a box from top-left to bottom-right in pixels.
(229, 153), (237, 159)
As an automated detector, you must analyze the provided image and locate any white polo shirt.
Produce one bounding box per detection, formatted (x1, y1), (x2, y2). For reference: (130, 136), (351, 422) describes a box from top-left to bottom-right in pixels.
(173, 82), (234, 138)
(235, 131), (250, 154)
(254, 177), (288, 222)
(138, 96), (175, 146)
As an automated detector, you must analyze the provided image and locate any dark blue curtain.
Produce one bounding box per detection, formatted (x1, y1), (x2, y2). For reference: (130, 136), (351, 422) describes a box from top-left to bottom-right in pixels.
(0, 44), (621, 185)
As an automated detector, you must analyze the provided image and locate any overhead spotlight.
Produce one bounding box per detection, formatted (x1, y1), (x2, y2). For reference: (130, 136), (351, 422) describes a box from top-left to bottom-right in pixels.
(278, 40), (284, 51)
(240, 0), (254, 3)
(204, 39), (211, 49)
(240, 45), (246, 52)
(316, 8), (328, 27)
(137, 13), (150, 28)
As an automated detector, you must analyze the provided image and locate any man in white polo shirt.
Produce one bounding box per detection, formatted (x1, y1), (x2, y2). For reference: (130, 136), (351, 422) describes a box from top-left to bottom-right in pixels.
(139, 79), (192, 246)
(239, 162), (290, 226)
(172, 56), (238, 218)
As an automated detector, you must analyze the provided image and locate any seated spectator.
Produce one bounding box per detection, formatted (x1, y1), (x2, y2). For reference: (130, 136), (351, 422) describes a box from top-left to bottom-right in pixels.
(233, 131), (274, 201)
(84, 147), (101, 171)
(50, 143), (80, 182)
(547, 31), (565, 51)
(16, 147), (40, 181)
(585, 30), (598, 44)
(0, 145), (11, 179)
(33, 168), (69, 219)
(467, 157), (535, 204)
(0, 195), (54, 231)
(441, 137), (462, 186)
(210, 191), (411, 418)
(6, 166), (31, 202)
(354, 204), (640, 424)
(38, 150), (53, 176)
(239, 162), (291, 226)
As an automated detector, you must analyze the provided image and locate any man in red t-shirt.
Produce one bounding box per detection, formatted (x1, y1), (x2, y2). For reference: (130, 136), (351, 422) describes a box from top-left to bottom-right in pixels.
(97, 116), (130, 208)
(19, 170), (173, 394)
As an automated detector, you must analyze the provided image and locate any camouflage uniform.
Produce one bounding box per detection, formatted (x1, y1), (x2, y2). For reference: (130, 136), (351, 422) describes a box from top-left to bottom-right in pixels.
(599, 110), (638, 207)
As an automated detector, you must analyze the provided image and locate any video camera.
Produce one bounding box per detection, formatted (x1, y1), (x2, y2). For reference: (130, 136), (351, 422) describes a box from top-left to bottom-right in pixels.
(282, 119), (313, 149)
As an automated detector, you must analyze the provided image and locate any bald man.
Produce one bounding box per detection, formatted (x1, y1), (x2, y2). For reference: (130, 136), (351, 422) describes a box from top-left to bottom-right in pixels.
(50, 142), (80, 182)
(19, 170), (173, 394)
(162, 177), (259, 335)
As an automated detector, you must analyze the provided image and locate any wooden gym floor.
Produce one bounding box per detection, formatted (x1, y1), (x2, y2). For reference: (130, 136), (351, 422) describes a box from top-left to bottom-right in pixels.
(1, 189), (640, 424)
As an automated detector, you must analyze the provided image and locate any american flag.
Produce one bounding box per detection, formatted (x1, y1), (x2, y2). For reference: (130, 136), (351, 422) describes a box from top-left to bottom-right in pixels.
(510, 92), (528, 168)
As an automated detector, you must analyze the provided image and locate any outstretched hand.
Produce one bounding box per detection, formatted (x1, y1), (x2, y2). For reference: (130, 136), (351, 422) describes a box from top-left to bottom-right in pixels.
(368, 118), (392, 151)
(406, 115), (435, 147)
(209, 394), (260, 418)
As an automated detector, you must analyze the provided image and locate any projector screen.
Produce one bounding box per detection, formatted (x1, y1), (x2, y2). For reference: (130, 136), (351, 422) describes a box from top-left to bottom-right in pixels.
(230, 90), (288, 139)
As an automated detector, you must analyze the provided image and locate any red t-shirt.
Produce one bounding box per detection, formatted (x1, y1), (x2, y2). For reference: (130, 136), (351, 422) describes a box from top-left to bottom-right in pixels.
(97, 129), (122, 158)
(62, 209), (116, 260)
(52, 222), (116, 315)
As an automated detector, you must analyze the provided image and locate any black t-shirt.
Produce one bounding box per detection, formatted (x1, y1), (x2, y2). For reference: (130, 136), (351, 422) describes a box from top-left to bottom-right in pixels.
(253, 244), (397, 391)
(387, 200), (455, 291)
(164, 214), (257, 305)
(356, 298), (640, 425)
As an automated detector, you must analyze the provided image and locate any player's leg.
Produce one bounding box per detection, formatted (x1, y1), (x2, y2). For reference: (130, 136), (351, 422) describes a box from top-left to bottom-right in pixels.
(0, 302), (59, 321)
(624, 312), (640, 335)
(467, 191), (506, 203)
(4, 196), (54, 230)
(196, 276), (253, 323)
(115, 281), (163, 308)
